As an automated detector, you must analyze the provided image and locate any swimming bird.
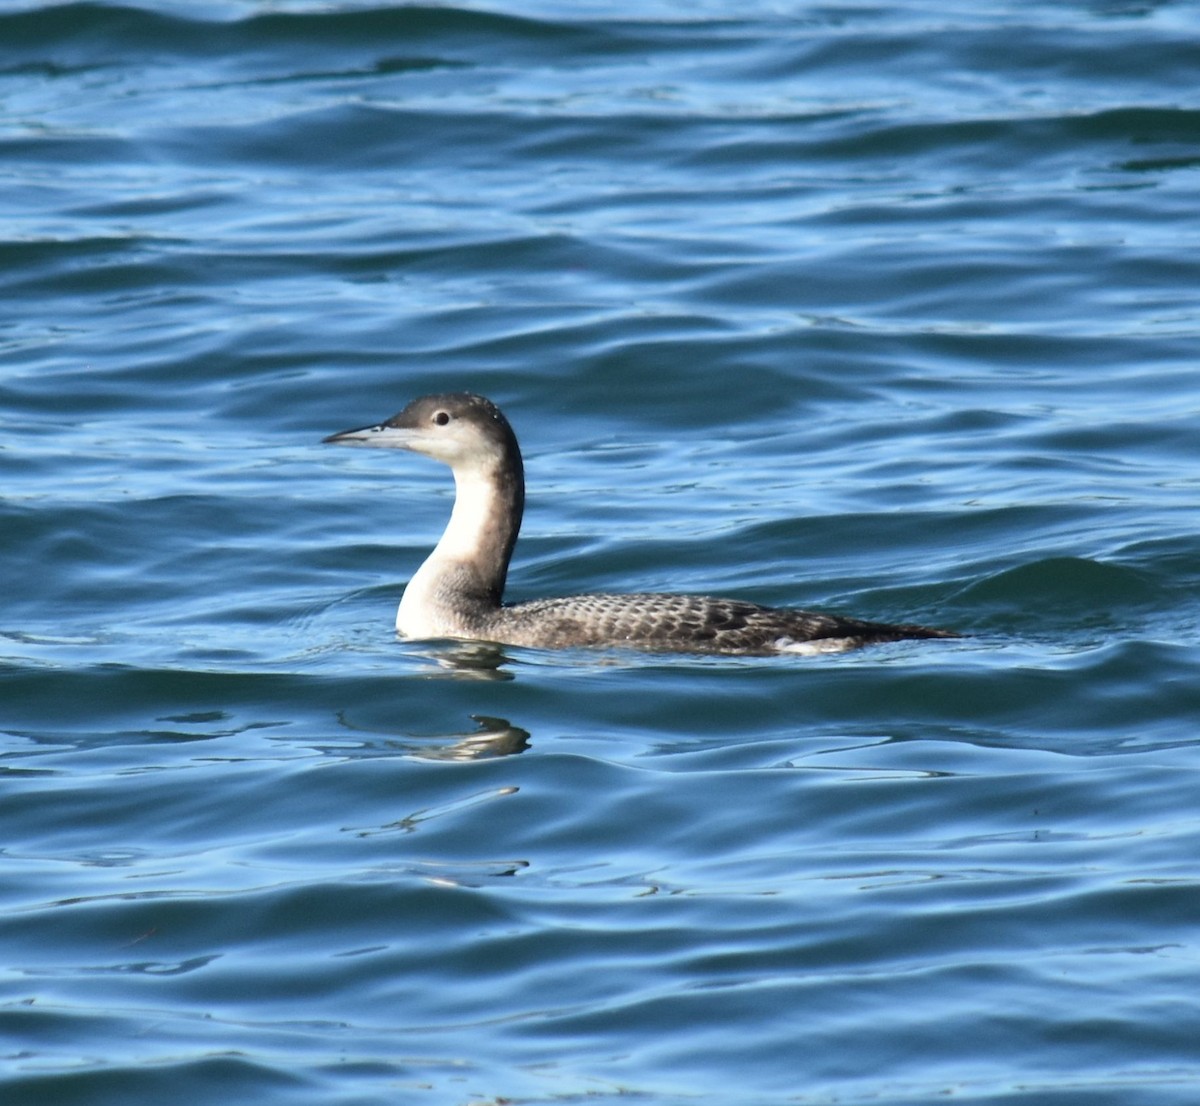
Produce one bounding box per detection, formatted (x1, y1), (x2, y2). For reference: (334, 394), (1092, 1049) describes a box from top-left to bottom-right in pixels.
(324, 393), (957, 655)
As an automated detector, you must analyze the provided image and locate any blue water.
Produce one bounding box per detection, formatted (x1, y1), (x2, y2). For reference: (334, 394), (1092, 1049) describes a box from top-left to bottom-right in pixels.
(4, 2), (1200, 1104)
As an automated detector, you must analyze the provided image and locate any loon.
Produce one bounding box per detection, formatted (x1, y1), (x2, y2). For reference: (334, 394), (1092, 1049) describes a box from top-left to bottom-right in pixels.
(324, 393), (957, 656)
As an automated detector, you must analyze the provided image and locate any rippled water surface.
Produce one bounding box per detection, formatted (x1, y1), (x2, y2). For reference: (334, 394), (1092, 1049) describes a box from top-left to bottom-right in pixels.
(4, 2), (1200, 1103)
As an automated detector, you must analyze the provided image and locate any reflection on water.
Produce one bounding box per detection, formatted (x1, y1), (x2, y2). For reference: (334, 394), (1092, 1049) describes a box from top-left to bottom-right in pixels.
(330, 710), (531, 761)
(408, 714), (531, 761)
(404, 639), (518, 681)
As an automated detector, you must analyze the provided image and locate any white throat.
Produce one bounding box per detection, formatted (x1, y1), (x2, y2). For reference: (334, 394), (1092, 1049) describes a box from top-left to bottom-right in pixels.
(396, 464), (504, 638)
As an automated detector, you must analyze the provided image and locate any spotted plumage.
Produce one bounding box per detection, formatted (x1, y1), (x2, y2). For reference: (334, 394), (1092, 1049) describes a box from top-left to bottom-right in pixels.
(324, 393), (957, 656)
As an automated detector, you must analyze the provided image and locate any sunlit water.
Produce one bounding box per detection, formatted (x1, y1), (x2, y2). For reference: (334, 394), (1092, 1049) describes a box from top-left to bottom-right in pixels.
(3, 2), (1200, 1104)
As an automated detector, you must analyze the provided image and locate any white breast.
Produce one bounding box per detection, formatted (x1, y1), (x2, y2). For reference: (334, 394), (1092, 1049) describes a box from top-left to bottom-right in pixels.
(396, 466), (500, 639)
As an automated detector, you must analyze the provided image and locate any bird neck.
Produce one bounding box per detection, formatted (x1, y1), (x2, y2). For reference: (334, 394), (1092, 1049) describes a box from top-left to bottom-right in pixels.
(396, 454), (524, 636)
(439, 458), (523, 600)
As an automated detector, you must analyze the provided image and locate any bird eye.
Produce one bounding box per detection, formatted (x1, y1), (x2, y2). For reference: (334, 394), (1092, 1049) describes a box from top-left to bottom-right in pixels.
(433, 411), (450, 426)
